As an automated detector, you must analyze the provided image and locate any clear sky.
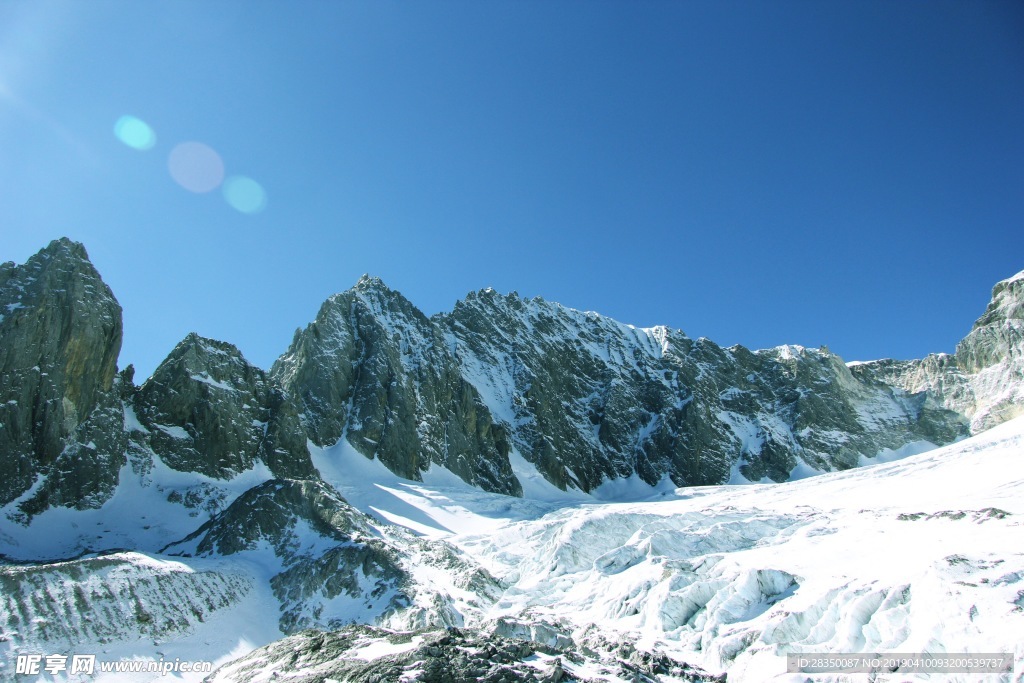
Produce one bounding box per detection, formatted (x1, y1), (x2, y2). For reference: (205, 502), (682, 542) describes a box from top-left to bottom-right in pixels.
(2, 1), (1022, 380)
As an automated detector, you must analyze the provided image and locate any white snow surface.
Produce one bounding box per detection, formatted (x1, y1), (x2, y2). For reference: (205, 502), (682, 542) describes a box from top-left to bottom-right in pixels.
(1000, 269), (1024, 286)
(0, 453), (274, 561)
(0, 552), (283, 683)
(3, 419), (1023, 681)
(315, 418), (1024, 681)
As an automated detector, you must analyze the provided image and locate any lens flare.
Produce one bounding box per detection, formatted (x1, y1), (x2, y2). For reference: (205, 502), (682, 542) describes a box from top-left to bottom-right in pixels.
(168, 142), (224, 193)
(113, 115), (156, 150)
(222, 175), (267, 214)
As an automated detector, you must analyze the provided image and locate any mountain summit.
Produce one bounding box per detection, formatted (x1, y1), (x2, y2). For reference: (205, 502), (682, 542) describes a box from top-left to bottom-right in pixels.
(0, 238), (125, 512)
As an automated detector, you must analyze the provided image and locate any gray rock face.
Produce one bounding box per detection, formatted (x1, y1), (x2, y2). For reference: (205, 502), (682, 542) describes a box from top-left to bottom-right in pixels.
(167, 478), (374, 557)
(135, 333), (315, 480)
(852, 271), (1024, 433)
(164, 478), (408, 633)
(0, 241), (316, 521)
(1, 239), (1011, 506)
(271, 276), (520, 495)
(276, 281), (970, 493)
(0, 238), (125, 511)
(447, 293), (968, 489)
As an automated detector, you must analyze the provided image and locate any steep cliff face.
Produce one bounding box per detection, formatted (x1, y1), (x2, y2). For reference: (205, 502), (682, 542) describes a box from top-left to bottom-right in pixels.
(275, 280), (970, 495)
(0, 238), (1016, 505)
(135, 333), (315, 480)
(270, 276), (520, 496)
(0, 238), (125, 512)
(0, 241), (316, 523)
(852, 271), (1024, 433)
(443, 290), (966, 490)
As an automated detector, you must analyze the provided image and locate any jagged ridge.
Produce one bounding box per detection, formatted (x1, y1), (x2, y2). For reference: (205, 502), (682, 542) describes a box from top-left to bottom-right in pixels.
(853, 269), (1024, 433)
(274, 280), (977, 494)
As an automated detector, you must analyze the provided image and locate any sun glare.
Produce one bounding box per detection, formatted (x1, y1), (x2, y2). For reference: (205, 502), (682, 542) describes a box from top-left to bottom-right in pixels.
(222, 175), (267, 214)
(113, 115), (156, 151)
(168, 141), (225, 193)
(112, 118), (265, 214)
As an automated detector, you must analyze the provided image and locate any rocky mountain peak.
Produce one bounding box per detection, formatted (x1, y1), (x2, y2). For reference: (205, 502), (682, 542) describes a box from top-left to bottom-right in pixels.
(972, 270), (1024, 330)
(3, 238), (1020, 506)
(317, 275), (433, 334)
(350, 274), (413, 312)
(354, 273), (389, 290)
(271, 279), (522, 495)
(152, 332), (253, 388)
(0, 237), (125, 511)
(851, 267), (1024, 434)
(135, 331), (315, 481)
(46, 235), (89, 259)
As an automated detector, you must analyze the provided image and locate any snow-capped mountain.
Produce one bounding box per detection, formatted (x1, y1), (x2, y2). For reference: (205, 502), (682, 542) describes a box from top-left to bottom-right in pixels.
(1, 239), (1011, 519)
(1, 238), (1022, 682)
(4, 415), (1022, 681)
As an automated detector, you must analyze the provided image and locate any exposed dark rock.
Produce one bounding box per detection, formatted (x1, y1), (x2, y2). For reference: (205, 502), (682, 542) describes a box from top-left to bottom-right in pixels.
(271, 276), (520, 495)
(277, 279), (971, 493)
(164, 478), (503, 634)
(1, 238), (1016, 506)
(0, 238), (125, 511)
(135, 333), (315, 480)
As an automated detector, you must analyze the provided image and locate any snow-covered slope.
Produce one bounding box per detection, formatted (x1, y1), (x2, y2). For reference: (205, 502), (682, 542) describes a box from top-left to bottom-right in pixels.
(451, 416), (1024, 680)
(0, 551), (287, 683)
(234, 415), (1024, 682)
(207, 624), (725, 683)
(9, 416), (1019, 682)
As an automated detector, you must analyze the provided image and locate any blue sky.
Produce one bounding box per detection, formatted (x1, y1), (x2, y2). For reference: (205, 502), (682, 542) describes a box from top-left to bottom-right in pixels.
(2, 1), (1022, 379)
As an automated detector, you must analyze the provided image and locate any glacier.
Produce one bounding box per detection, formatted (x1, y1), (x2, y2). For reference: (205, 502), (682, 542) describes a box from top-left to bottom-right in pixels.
(3, 414), (1022, 681)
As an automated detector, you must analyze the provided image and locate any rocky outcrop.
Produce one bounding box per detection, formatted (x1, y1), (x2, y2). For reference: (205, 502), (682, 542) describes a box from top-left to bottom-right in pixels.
(0, 241), (316, 521)
(444, 291), (967, 489)
(164, 478), (412, 632)
(271, 277), (520, 495)
(165, 478), (503, 633)
(166, 478), (375, 557)
(852, 271), (1024, 433)
(0, 238), (126, 512)
(134, 333), (315, 480)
